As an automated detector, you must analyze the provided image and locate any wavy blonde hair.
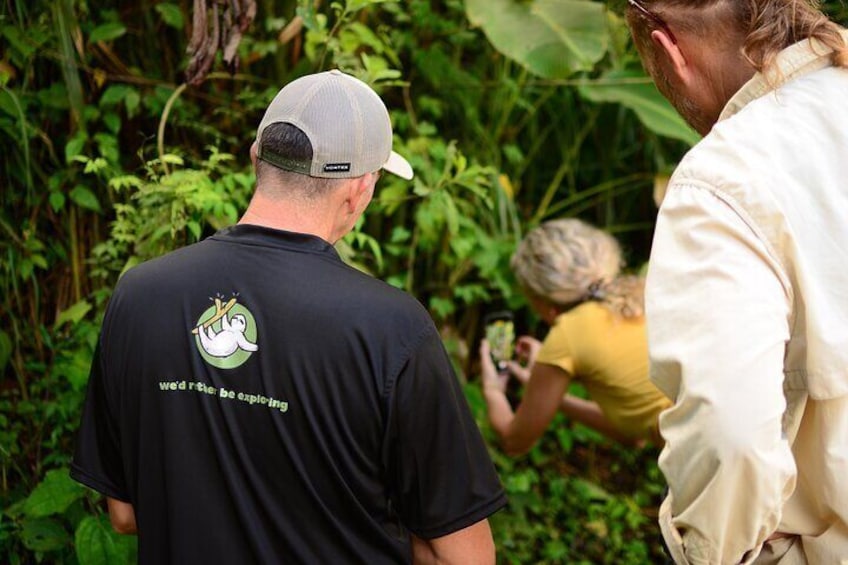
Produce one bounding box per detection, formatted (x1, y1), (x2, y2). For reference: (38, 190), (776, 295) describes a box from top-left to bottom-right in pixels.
(511, 218), (644, 319)
(742, 0), (848, 71)
(628, 0), (848, 72)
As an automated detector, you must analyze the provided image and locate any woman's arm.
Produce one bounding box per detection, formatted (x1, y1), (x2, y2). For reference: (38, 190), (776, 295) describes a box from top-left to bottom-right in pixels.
(559, 395), (641, 446)
(481, 340), (570, 456)
(483, 338), (641, 448)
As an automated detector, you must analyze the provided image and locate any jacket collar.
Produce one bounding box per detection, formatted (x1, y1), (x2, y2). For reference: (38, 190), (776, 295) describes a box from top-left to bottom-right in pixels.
(719, 29), (848, 121)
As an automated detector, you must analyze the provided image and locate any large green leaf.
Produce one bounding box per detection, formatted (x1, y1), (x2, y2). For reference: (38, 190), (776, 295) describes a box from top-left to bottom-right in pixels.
(466, 0), (608, 78)
(54, 300), (93, 329)
(578, 69), (701, 146)
(75, 515), (137, 565)
(70, 185), (102, 212)
(23, 468), (86, 518)
(21, 517), (71, 552)
(154, 3), (184, 29)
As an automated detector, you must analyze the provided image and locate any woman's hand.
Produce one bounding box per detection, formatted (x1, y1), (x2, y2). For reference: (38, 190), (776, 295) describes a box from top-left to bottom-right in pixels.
(481, 334), (574, 456)
(506, 336), (542, 385)
(479, 339), (509, 394)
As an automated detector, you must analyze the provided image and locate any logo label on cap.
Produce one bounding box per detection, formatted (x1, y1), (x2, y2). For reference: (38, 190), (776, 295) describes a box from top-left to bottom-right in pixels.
(323, 163), (351, 173)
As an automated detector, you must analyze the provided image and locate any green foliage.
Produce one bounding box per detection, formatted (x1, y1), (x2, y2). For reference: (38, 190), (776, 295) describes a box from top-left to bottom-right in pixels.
(75, 515), (137, 565)
(86, 149), (254, 278)
(2, 468), (135, 564)
(578, 70), (700, 146)
(366, 135), (520, 320)
(465, 385), (667, 563)
(22, 470), (85, 518)
(466, 0), (609, 77)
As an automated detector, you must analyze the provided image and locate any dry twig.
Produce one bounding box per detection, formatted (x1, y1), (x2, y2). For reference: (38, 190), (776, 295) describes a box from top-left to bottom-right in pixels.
(185, 0), (256, 86)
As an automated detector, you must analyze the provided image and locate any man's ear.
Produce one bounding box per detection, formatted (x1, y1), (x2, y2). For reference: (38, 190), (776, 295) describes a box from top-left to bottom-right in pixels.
(344, 175), (372, 214)
(651, 29), (692, 85)
(249, 141), (259, 169)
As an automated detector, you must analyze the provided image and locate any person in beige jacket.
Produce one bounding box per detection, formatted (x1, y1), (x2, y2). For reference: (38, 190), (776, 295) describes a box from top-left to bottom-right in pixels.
(623, 0), (848, 563)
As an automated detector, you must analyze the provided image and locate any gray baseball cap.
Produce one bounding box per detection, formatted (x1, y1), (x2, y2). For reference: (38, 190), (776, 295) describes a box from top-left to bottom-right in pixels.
(255, 69), (413, 180)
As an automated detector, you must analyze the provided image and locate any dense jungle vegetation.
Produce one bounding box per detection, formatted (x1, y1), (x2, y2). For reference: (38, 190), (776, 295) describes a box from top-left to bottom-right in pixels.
(2, 0), (845, 563)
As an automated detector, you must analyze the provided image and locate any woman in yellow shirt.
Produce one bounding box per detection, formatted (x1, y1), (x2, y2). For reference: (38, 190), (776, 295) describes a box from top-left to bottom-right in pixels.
(481, 218), (670, 454)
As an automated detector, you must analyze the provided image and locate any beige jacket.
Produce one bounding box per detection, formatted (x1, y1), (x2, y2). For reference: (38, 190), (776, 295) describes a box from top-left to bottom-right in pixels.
(646, 32), (848, 564)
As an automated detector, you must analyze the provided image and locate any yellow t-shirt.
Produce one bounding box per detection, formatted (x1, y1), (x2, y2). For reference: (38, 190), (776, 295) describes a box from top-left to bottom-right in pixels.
(535, 302), (671, 443)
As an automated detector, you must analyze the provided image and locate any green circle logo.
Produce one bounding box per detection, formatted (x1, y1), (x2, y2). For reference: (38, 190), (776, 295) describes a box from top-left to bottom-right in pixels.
(193, 298), (259, 369)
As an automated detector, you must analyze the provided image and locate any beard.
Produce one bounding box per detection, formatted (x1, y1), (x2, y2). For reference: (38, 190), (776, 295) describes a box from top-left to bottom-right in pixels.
(654, 70), (715, 136)
(636, 43), (718, 137)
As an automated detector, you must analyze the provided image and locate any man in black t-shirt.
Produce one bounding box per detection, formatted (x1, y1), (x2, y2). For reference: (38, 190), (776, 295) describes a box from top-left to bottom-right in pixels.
(71, 70), (506, 564)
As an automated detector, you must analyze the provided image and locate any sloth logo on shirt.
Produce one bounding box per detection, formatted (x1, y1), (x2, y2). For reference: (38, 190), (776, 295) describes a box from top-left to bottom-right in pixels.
(192, 295), (258, 369)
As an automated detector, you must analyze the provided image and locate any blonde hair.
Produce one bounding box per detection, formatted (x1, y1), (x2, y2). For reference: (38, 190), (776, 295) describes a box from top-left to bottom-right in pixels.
(741, 0), (848, 71)
(628, 0), (848, 72)
(511, 218), (644, 319)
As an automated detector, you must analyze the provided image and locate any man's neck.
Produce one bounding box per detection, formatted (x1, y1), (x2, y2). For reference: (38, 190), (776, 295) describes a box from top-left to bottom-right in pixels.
(239, 191), (338, 243)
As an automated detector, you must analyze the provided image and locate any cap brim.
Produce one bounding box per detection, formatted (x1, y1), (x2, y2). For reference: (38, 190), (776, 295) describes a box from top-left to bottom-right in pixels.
(382, 151), (414, 180)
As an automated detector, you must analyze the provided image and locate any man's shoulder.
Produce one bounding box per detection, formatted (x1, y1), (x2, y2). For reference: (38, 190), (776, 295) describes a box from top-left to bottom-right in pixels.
(671, 72), (847, 198)
(115, 241), (211, 292)
(112, 235), (435, 333)
(677, 63), (847, 182)
(337, 267), (433, 325)
(668, 104), (796, 199)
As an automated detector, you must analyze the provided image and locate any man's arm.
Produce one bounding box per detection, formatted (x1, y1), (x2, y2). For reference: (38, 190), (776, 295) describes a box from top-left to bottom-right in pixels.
(107, 497), (137, 535)
(394, 327), (506, 562)
(411, 519), (495, 565)
(648, 184), (796, 564)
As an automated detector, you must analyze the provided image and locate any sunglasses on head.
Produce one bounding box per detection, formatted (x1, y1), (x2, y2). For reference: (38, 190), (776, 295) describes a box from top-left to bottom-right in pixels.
(627, 0), (678, 44)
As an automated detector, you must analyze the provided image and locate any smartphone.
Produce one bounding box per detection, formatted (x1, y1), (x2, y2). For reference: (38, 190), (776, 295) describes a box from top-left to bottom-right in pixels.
(483, 311), (515, 373)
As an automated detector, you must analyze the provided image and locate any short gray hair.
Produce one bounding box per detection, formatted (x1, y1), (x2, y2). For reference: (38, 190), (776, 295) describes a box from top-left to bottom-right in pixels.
(255, 122), (346, 199)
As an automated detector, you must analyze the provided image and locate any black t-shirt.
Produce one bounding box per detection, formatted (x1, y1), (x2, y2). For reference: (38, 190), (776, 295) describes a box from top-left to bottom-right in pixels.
(71, 225), (506, 564)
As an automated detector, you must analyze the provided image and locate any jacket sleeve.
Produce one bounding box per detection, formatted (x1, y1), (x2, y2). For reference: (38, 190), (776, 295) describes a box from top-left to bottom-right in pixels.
(646, 182), (797, 564)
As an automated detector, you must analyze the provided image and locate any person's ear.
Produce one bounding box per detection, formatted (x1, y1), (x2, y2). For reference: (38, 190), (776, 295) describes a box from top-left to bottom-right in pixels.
(650, 29), (693, 85)
(344, 175), (372, 214)
(249, 141), (259, 169)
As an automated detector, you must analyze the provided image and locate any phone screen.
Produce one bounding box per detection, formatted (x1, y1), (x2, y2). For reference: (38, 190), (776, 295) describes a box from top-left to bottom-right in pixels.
(484, 311), (514, 370)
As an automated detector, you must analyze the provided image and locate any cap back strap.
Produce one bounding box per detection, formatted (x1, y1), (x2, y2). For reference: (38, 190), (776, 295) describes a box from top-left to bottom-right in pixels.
(257, 147), (312, 175)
